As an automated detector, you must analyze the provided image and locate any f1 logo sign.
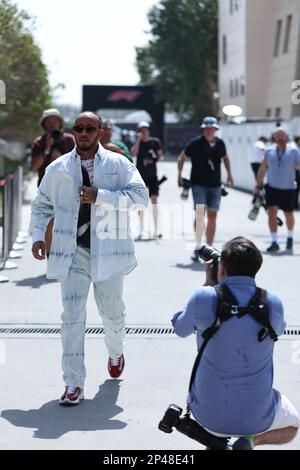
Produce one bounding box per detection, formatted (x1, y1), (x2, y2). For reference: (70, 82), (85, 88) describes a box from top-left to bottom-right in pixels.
(107, 90), (142, 103)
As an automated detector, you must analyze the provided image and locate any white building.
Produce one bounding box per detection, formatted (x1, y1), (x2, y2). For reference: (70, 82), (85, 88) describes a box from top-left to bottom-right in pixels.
(219, 0), (300, 120)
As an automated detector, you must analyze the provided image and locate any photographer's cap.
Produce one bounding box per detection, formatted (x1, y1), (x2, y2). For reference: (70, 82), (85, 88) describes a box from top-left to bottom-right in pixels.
(40, 108), (63, 128)
(137, 121), (150, 130)
(201, 116), (219, 130)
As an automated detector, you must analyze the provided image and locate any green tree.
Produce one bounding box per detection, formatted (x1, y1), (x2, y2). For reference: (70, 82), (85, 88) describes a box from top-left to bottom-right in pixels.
(136, 0), (218, 122)
(0, 0), (51, 141)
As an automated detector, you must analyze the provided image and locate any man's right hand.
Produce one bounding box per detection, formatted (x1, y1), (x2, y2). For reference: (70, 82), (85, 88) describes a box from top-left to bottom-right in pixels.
(253, 186), (260, 198)
(204, 261), (215, 286)
(32, 241), (46, 260)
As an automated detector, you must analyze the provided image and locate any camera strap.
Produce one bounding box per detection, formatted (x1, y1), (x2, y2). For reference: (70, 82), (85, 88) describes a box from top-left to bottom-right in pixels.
(186, 284), (277, 413)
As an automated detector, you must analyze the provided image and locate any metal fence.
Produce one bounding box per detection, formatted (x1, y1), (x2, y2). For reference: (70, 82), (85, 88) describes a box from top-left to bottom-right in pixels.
(0, 166), (23, 276)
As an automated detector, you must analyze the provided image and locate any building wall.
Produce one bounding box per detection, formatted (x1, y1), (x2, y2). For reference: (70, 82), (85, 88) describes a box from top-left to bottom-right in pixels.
(218, 0), (246, 113)
(265, 0), (300, 119)
(218, 0), (300, 119)
(245, 0), (275, 117)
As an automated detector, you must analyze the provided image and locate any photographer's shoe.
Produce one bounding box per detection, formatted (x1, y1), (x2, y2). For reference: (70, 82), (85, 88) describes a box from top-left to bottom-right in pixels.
(266, 242), (280, 253)
(232, 436), (254, 450)
(59, 386), (84, 406)
(191, 249), (200, 262)
(286, 237), (293, 250)
(108, 354), (125, 378)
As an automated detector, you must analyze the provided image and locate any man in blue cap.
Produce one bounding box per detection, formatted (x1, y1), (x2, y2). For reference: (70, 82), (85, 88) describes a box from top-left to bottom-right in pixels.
(178, 117), (234, 261)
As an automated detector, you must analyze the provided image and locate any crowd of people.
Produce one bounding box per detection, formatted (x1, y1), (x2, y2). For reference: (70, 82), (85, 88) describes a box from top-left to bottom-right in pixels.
(28, 108), (299, 450)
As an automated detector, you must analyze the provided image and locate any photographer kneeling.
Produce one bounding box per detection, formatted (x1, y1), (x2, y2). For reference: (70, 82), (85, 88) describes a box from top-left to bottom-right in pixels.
(172, 237), (299, 449)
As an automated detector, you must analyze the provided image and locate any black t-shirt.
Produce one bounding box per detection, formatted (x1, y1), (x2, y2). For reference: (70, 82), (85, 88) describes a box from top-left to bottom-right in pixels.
(185, 136), (227, 187)
(136, 137), (162, 178)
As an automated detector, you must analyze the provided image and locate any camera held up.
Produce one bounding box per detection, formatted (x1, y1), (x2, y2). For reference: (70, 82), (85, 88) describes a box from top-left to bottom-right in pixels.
(198, 245), (221, 284)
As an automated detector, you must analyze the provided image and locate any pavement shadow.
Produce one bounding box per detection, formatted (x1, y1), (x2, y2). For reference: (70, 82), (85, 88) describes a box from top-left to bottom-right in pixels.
(14, 275), (57, 288)
(262, 250), (300, 257)
(1, 379), (126, 439)
(173, 262), (205, 272)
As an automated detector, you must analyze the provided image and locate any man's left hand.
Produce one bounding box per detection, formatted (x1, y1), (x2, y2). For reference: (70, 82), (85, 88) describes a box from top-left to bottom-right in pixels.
(227, 175), (234, 187)
(79, 186), (98, 204)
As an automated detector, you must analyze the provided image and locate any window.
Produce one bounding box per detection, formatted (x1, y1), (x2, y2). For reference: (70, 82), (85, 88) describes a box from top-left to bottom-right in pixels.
(283, 15), (292, 53)
(235, 78), (239, 96)
(230, 0), (233, 14)
(275, 107), (281, 118)
(273, 19), (282, 56)
(235, 0), (239, 11)
(222, 35), (227, 64)
(230, 80), (234, 97)
(266, 108), (272, 118)
(240, 77), (245, 95)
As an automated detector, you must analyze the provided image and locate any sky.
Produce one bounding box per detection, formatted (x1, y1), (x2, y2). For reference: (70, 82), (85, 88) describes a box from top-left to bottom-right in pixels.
(15, 0), (158, 106)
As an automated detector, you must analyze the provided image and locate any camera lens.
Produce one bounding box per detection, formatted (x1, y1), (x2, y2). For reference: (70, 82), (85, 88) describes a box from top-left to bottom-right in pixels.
(198, 245), (220, 263)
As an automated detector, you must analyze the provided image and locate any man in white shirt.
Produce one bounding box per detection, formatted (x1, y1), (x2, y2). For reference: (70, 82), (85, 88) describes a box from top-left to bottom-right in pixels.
(30, 112), (149, 405)
(250, 136), (268, 180)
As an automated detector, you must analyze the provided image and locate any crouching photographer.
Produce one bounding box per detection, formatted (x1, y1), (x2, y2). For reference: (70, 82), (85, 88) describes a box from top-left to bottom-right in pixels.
(161, 237), (299, 449)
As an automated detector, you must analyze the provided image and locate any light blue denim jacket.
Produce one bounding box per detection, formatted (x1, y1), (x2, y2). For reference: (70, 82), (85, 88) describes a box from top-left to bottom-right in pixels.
(29, 144), (149, 282)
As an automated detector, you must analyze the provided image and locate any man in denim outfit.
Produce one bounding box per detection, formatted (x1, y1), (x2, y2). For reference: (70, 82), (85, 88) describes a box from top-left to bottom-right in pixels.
(30, 112), (148, 405)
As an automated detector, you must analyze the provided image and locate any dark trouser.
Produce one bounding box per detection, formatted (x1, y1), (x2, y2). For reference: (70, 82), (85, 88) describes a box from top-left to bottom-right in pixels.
(251, 163), (261, 179)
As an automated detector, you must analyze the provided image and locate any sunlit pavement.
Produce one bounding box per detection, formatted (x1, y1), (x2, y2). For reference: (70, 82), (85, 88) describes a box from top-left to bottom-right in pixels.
(0, 161), (299, 450)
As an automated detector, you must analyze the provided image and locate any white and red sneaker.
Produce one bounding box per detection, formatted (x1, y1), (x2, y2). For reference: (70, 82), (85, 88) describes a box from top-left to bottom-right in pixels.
(108, 354), (125, 378)
(59, 386), (84, 406)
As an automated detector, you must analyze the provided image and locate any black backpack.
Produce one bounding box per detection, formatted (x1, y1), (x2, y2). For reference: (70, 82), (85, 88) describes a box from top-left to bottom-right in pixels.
(188, 284), (278, 397)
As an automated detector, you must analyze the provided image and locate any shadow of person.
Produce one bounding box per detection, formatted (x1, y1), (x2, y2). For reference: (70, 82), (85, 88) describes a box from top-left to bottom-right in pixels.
(14, 275), (57, 288)
(173, 262), (205, 272)
(1, 380), (126, 439)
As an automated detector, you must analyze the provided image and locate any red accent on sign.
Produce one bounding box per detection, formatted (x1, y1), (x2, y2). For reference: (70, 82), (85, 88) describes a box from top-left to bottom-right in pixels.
(107, 90), (142, 103)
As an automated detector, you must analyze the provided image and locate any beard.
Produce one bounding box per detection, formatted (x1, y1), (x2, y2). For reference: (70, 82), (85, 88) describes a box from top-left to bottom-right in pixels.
(76, 137), (99, 151)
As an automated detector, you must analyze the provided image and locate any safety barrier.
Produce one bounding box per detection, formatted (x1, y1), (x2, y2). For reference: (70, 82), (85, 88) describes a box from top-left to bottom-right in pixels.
(0, 166), (25, 282)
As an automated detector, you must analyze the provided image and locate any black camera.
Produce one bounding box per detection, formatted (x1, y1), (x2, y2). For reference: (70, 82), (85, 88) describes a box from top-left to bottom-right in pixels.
(51, 130), (65, 152)
(198, 245), (221, 284)
(159, 404), (229, 450)
(158, 175), (168, 186)
(221, 184), (228, 197)
(180, 178), (191, 200)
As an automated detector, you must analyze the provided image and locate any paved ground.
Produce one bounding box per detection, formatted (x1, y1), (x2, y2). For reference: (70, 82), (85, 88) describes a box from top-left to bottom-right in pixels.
(0, 161), (300, 450)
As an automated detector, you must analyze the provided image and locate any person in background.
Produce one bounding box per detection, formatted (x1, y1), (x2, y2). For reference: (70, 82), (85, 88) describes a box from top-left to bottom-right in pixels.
(177, 116), (234, 262)
(131, 121), (164, 239)
(293, 136), (300, 210)
(121, 130), (133, 152)
(256, 128), (300, 253)
(101, 119), (133, 162)
(250, 136), (268, 181)
(31, 108), (75, 256)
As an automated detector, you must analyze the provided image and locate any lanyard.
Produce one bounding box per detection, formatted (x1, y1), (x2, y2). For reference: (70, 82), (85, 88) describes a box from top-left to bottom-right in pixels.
(276, 149), (285, 167)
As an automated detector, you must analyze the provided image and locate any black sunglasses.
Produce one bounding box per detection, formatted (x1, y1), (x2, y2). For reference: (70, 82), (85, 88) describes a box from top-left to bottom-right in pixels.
(73, 125), (100, 134)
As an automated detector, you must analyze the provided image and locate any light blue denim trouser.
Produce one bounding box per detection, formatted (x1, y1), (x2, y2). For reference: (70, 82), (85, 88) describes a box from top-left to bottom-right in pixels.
(60, 246), (125, 388)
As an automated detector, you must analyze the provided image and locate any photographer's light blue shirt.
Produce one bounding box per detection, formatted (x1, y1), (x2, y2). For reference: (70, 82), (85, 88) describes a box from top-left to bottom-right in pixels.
(172, 276), (286, 436)
(265, 145), (300, 190)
